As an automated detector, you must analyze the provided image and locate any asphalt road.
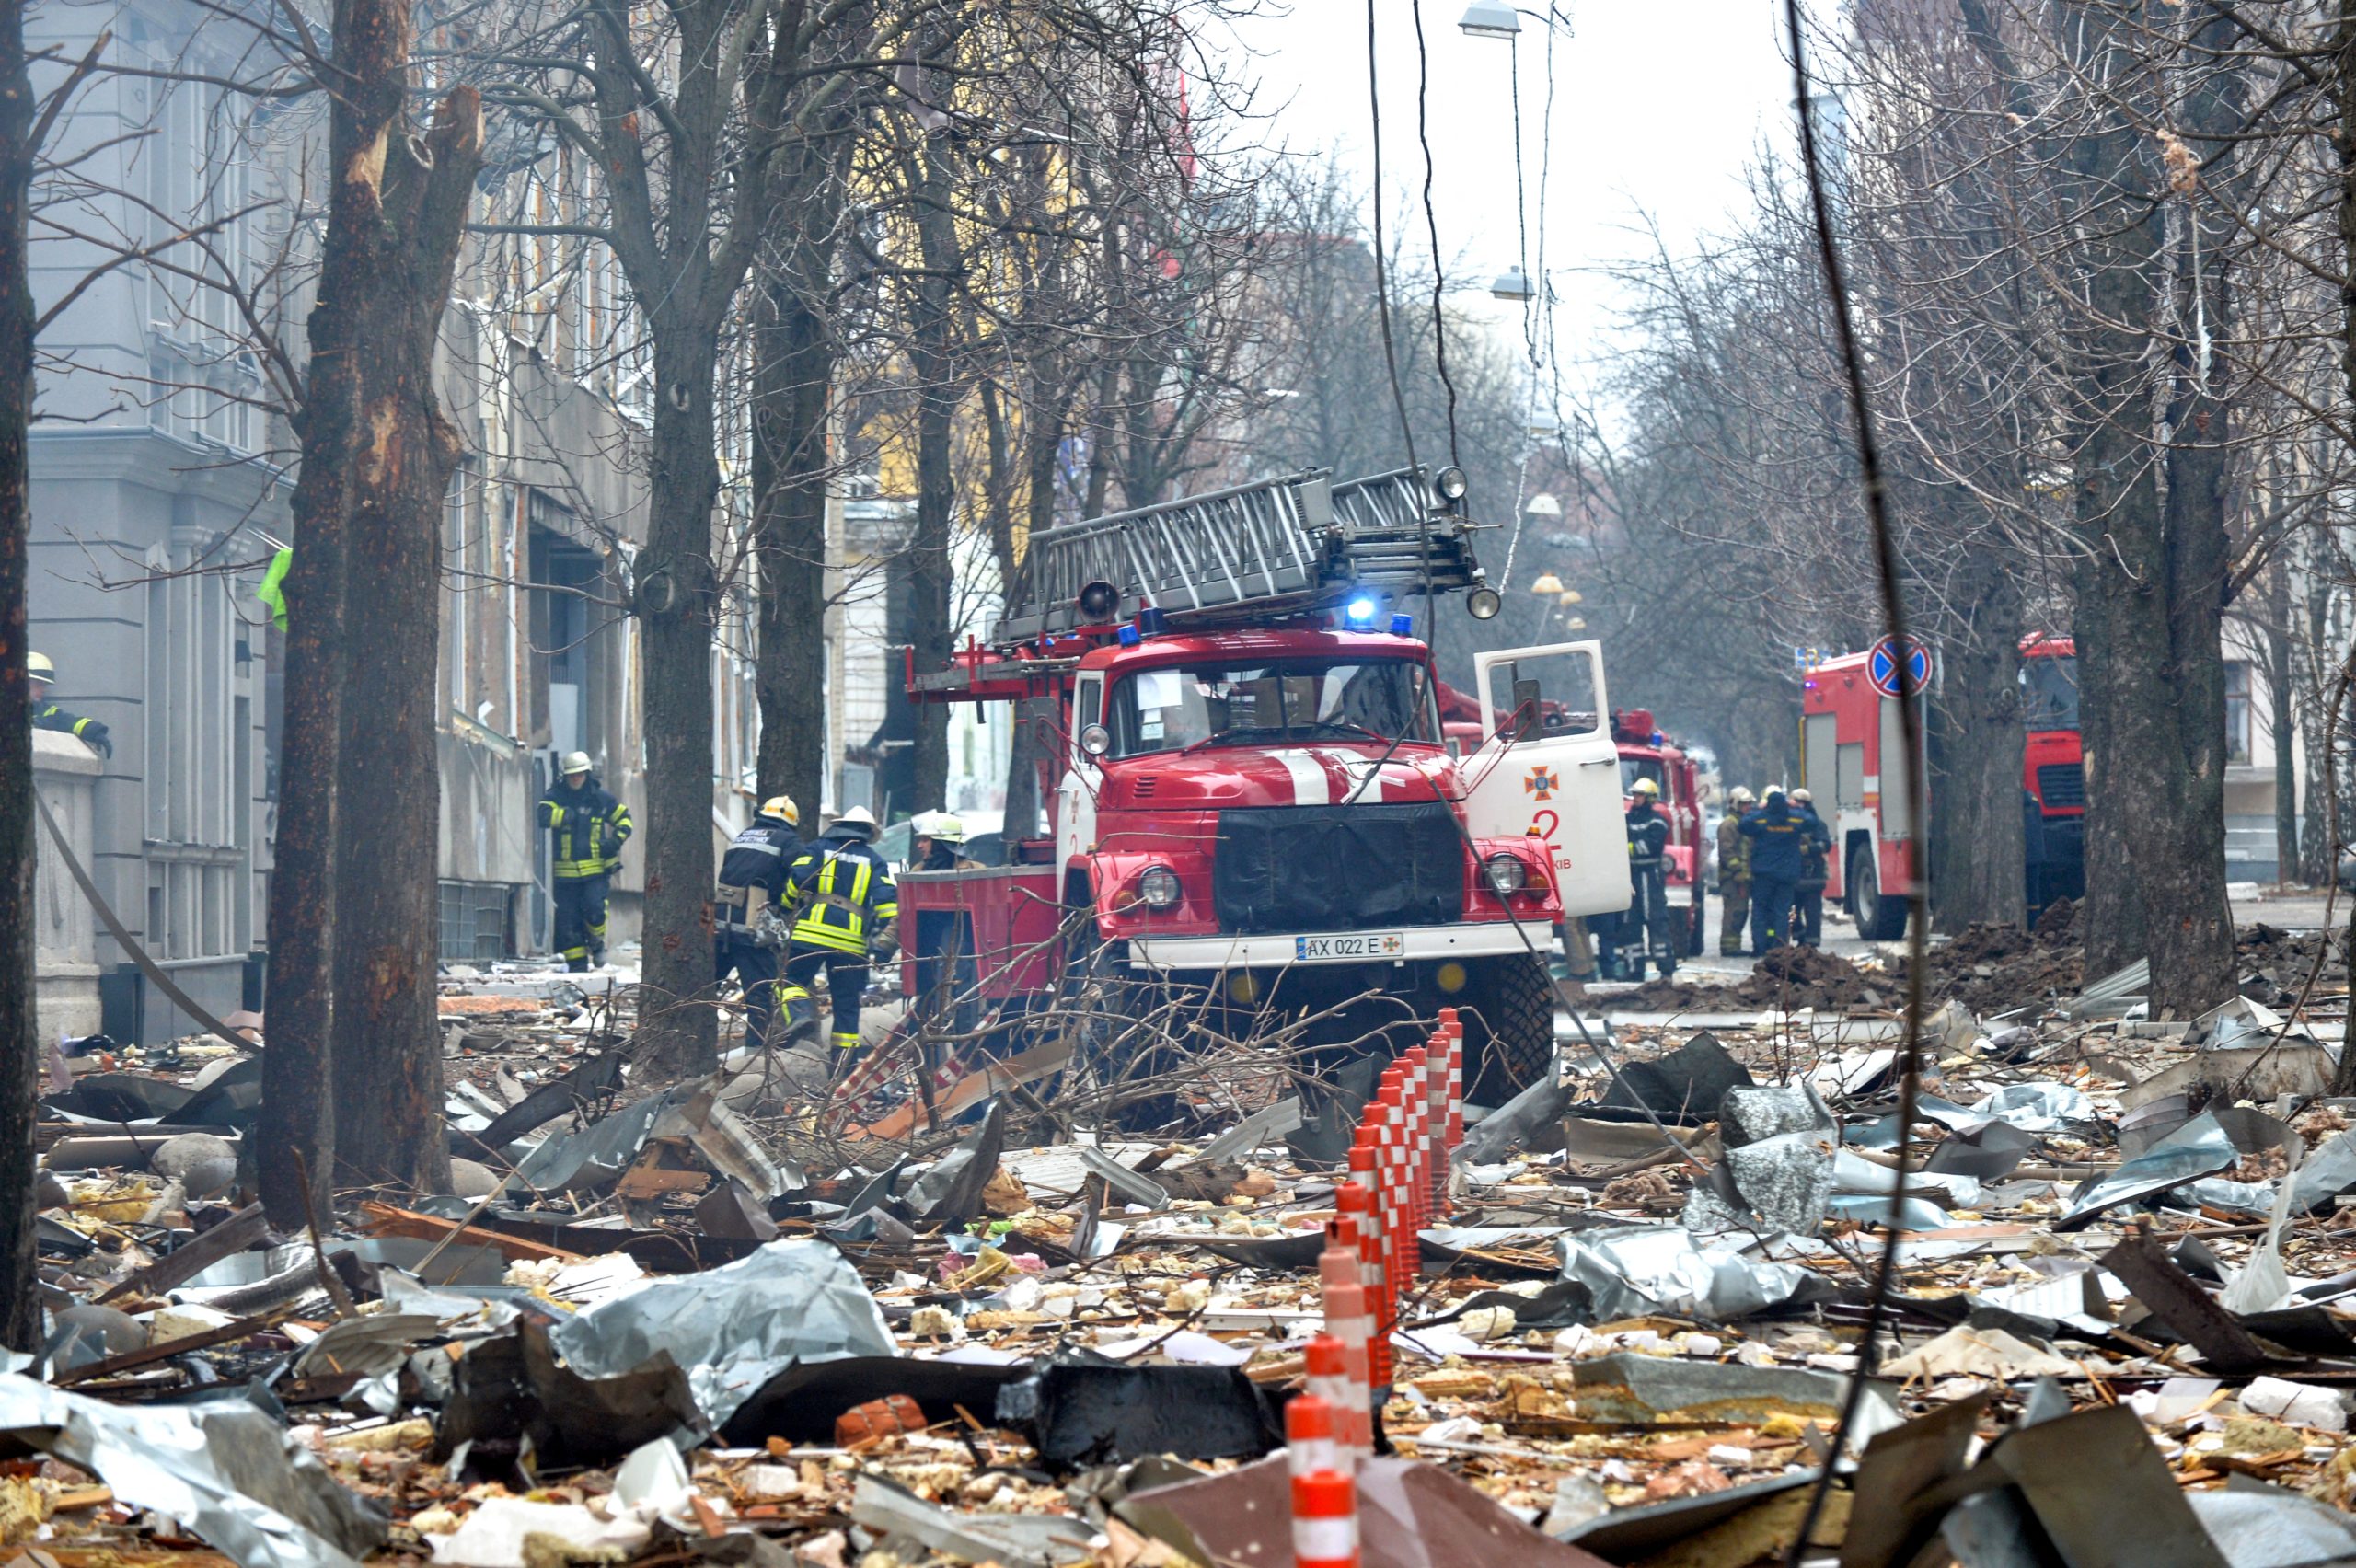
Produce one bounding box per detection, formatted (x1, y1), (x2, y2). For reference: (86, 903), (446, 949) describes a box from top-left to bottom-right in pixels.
(1670, 886), (2345, 982)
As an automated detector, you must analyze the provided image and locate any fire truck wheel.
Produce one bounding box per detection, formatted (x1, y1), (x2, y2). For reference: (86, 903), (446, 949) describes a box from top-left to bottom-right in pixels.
(1851, 845), (1908, 941)
(1462, 954), (1554, 1105)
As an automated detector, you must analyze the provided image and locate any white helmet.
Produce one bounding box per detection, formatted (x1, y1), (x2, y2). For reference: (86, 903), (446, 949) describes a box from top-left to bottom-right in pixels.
(560, 751), (592, 778)
(831, 806), (878, 836)
(911, 809), (965, 844)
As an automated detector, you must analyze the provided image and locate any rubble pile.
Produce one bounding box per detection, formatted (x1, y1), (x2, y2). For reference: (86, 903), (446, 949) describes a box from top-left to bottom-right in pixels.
(16, 940), (2356, 1568)
(1623, 945), (1885, 1013)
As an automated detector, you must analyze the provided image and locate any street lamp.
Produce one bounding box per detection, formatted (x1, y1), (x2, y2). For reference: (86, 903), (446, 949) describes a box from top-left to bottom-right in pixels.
(1489, 266), (1534, 302)
(1460, 2), (1574, 39)
(1530, 571), (1564, 595)
(1459, 1), (1520, 38)
(1525, 492), (1562, 518)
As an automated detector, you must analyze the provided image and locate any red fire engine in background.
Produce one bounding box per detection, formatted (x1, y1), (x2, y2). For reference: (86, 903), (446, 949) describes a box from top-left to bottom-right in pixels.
(896, 466), (1633, 1103)
(1798, 635), (2084, 939)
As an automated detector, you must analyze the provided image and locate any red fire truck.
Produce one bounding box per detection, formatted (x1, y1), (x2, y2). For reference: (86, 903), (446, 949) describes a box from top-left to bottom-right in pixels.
(1799, 635), (2084, 939)
(1436, 690), (1706, 957)
(896, 467), (1632, 1102)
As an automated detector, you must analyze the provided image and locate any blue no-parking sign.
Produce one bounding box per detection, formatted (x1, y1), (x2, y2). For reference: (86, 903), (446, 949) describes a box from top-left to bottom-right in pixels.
(1866, 636), (1932, 698)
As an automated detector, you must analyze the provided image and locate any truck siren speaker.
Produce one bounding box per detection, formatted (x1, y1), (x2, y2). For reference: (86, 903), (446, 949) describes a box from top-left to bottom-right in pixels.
(1076, 581), (1119, 624)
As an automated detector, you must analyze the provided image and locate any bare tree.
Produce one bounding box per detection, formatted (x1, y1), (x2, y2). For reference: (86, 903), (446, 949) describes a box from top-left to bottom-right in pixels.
(259, 0), (483, 1219)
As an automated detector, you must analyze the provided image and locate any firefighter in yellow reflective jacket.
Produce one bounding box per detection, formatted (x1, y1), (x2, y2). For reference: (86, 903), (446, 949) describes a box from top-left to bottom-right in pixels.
(776, 806), (897, 1068)
(27, 653), (111, 759)
(537, 751), (631, 971)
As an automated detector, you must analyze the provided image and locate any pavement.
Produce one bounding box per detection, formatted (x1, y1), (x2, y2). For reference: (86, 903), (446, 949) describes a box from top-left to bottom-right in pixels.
(1661, 885), (2344, 984)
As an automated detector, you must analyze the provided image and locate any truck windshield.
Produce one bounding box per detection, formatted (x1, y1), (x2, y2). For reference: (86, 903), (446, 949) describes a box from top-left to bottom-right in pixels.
(1620, 758), (1666, 796)
(1106, 657), (1439, 758)
(2021, 656), (2080, 732)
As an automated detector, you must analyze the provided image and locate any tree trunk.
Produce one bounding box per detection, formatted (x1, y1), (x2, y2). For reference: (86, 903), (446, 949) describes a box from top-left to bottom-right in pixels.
(633, 331), (723, 1078)
(326, 90), (480, 1194)
(2269, 567), (2297, 885)
(907, 139), (958, 813)
(999, 397), (1064, 837)
(261, 0), (480, 1223)
(0, 0), (39, 1351)
(753, 267), (835, 820)
(1926, 548), (2026, 931)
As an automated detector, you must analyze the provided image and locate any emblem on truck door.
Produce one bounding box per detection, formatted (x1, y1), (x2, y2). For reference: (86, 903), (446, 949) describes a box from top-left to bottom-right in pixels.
(1525, 766), (1559, 800)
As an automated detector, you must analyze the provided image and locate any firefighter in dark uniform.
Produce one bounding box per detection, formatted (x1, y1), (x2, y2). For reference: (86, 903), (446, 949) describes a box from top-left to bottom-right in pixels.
(1739, 787), (1804, 952)
(28, 653), (111, 757)
(1622, 778), (1677, 980)
(537, 751), (631, 971)
(778, 806), (898, 1073)
(1790, 788), (1834, 948)
(714, 795), (802, 1050)
(1716, 786), (1754, 955)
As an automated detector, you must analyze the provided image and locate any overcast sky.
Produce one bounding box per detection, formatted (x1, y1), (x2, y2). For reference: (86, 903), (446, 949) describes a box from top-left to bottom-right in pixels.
(1212, 1), (1797, 411)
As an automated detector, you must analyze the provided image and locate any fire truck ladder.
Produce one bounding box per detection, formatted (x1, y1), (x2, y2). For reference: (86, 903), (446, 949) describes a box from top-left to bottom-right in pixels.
(999, 466), (1484, 641)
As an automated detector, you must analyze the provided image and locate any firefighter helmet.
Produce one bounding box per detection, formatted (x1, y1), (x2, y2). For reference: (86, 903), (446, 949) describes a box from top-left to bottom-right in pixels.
(831, 806), (879, 836)
(759, 795), (800, 825)
(1630, 778), (1661, 798)
(1727, 785), (1755, 806)
(1791, 788), (1814, 805)
(919, 812), (966, 845)
(560, 750), (592, 777)
(28, 651), (52, 683)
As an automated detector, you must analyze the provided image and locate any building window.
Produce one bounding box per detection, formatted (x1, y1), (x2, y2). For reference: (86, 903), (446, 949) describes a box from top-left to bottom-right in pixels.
(2224, 661), (2252, 765)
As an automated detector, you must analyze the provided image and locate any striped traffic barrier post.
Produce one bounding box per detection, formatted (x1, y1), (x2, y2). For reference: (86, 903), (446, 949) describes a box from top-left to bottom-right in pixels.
(1286, 1391), (1339, 1481)
(1291, 1467), (1361, 1568)
(1345, 1139), (1388, 1388)
(1303, 1334), (1367, 1468)
(1313, 1287), (1374, 1463)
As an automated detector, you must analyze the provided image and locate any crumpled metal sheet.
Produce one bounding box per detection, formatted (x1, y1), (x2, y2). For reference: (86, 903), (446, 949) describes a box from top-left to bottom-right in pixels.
(652, 1088), (801, 1199)
(1833, 1149), (1981, 1209)
(1556, 1227), (1838, 1321)
(1970, 1081), (2096, 1132)
(1119, 1454), (1616, 1568)
(1827, 1192), (1951, 1230)
(549, 1239), (895, 1427)
(509, 1082), (700, 1194)
(2058, 1111), (2240, 1230)
(1570, 1352), (1899, 1436)
(0, 1373), (387, 1568)
(853, 1473), (1096, 1567)
(2289, 1129), (2356, 1214)
(2186, 1483), (2356, 1568)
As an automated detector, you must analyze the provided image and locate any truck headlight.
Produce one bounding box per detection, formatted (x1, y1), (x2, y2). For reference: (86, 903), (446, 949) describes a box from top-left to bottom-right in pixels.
(1138, 865), (1182, 909)
(1483, 853), (1528, 896)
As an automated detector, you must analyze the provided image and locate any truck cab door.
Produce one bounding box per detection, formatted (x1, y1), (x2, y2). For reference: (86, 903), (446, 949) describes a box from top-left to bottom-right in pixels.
(1460, 640), (1630, 917)
(1057, 672), (1103, 876)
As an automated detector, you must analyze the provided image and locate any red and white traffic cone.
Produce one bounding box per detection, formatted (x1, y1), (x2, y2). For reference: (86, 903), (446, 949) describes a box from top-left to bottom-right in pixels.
(1291, 1466), (1360, 1568)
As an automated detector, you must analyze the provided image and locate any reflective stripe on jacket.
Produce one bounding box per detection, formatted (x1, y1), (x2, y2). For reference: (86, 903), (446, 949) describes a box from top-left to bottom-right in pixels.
(30, 700), (100, 741)
(537, 775), (632, 881)
(786, 834), (897, 954)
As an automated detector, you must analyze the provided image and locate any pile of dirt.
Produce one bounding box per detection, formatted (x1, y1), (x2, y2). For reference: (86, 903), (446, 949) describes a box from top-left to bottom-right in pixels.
(1621, 944), (1895, 1013)
(1905, 904), (2085, 1014)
